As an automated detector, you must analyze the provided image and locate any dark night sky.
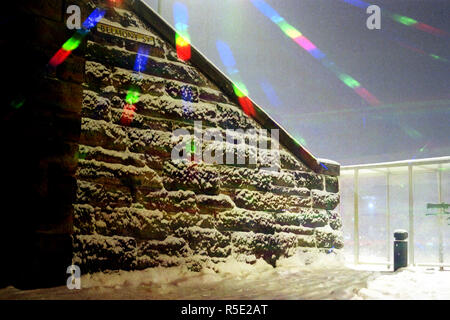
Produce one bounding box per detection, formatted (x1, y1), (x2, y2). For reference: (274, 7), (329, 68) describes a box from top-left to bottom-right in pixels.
(145, 0), (449, 165)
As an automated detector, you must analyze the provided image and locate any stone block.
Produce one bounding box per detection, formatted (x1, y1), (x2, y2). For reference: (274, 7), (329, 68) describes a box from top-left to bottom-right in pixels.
(163, 160), (221, 195)
(72, 234), (137, 272)
(311, 190), (340, 210)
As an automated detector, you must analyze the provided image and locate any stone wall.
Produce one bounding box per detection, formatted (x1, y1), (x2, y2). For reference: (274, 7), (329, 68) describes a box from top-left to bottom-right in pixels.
(1, 0), (342, 288)
(72, 1), (343, 273)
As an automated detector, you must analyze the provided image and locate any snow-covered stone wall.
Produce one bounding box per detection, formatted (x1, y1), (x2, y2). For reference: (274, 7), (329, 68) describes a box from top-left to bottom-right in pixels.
(72, 1), (343, 273)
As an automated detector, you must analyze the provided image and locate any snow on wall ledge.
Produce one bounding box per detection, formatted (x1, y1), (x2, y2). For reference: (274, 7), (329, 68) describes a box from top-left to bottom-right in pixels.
(73, 1), (343, 272)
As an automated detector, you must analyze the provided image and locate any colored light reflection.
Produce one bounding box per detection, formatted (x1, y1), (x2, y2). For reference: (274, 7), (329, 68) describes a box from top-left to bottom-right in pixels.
(379, 29), (449, 64)
(260, 81), (281, 107)
(186, 140), (196, 154)
(251, 0), (381, 107)
(120, 104), (136, 126)
(10, 97), (26, 109)
(134, 47), (150, 72)
(82, 8), (107, 29)
(49, 8), (105, 67)
(173, 2), (191, 61)
(339, 74), (360, 89)
(120, 46), (150, 126)
(339, 0), (449, 37)
(125, 88), (140, 105)
(216, 40), (256, 117)
(216, 40), (236, 69)
(391, 14), (417, 27)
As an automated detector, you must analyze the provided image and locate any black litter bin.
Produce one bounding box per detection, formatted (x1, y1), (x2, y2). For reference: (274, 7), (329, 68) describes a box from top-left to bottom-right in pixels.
(394, 229), (408, 271)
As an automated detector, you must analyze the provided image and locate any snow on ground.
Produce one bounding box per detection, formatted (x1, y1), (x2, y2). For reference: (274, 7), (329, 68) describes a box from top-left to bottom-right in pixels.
(0, 252), (449, 300)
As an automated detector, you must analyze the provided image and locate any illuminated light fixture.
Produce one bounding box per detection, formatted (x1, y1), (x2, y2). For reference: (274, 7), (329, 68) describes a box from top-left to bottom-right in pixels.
(173, 2), (192, 61)
(216, 40), (256, 117)
(251, 0), (381, 107)
(49, 8), (106, 67)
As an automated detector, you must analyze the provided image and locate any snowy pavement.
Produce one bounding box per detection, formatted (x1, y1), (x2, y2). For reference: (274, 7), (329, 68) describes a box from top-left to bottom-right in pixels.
(0, 254), (449, 300)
